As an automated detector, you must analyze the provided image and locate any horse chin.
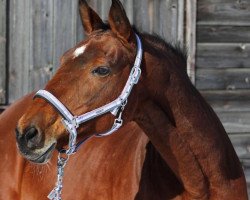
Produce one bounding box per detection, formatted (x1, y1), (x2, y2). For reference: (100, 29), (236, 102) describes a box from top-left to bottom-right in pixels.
(22, 143), (56, 164)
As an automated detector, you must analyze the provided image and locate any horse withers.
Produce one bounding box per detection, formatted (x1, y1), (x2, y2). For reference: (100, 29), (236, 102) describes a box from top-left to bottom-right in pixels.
(6, 0), (248, 199)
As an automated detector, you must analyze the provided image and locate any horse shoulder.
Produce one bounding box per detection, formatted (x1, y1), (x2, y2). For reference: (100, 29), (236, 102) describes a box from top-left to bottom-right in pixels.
(0, 92), (34, 199)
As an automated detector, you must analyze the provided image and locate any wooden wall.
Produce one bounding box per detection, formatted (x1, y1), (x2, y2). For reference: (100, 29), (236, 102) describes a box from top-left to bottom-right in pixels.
(0, 0), (187, 104)
(0, 0), (6, 104)
(0, 0), (250, 195)
(196, 0), (250, 193)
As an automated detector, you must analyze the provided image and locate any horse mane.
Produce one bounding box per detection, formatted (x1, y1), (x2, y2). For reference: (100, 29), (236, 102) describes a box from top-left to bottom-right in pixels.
(100, 23), (187, 73)
(133, 27), (187, 73)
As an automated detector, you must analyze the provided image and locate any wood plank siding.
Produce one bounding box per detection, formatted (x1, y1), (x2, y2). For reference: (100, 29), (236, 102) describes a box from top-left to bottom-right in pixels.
(0, 0), (6, 104)
(4, 0), (187, 103)
(197, 0), (250, 195)
(197, 0), (250, 133)
(197, 0), (250, 26)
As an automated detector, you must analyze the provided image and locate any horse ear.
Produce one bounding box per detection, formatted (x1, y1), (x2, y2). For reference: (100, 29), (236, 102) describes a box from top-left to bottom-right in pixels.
(108, 0), (134, 42)
(79, 0), (105, 35)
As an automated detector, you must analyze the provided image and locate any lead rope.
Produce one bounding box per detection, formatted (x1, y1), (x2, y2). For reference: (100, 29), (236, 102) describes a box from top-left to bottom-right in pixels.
(48, 153), (69, 200)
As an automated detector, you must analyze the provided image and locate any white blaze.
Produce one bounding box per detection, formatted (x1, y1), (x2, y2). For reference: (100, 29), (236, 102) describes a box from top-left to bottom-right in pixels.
(73, 45), (87, 58)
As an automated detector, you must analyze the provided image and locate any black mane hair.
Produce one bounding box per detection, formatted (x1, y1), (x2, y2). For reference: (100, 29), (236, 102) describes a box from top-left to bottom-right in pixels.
(132, 26), (187, 72)
(101, 23), (187, 72)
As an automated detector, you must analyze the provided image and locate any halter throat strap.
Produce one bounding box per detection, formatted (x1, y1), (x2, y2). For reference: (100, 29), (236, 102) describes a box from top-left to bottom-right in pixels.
(34, 34), (143, 155)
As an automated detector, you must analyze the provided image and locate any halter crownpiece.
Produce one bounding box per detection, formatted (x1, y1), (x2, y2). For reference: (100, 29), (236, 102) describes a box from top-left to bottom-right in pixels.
(34, 34), (143, 200)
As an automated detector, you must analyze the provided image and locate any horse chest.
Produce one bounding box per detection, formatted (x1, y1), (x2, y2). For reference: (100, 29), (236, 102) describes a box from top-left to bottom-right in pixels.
(20, 123), (148, 200)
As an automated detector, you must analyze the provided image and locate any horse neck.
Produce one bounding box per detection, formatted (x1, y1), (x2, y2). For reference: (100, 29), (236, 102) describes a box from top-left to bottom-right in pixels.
(133, 38), (246, 199)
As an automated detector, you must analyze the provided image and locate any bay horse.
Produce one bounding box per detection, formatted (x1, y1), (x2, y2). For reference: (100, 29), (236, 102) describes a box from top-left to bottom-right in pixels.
(1, 0), (248, 199)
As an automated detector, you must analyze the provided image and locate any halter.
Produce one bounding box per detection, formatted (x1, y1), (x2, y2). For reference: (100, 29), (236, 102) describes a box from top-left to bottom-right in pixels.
(33, 34), (143, 200)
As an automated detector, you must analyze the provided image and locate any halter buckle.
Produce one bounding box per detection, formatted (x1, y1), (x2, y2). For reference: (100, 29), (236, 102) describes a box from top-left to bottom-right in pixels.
(132, 67), (142, 84)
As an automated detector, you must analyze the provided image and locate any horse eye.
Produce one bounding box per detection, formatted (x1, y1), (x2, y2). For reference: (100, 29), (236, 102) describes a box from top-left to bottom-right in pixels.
(92, 66), (111, 77)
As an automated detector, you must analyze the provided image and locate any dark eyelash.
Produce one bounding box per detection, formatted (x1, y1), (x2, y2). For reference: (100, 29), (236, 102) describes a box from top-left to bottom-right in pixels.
(92, 66), (111, 76)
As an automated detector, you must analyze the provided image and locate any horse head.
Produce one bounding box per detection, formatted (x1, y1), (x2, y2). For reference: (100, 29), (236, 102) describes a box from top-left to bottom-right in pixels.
(16, 0), (142, 164)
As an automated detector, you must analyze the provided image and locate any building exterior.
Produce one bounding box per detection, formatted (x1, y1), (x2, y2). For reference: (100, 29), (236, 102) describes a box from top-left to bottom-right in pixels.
(0, 0), (250, 195)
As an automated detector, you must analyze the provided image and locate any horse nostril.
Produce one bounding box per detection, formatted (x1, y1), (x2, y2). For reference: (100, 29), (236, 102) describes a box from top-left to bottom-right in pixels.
(24, 127), (42, 149)
(25, 127), (37, 141)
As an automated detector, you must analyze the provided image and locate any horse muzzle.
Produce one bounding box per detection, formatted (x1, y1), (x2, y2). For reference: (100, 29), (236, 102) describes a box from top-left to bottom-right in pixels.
(16, 126), (56, 163)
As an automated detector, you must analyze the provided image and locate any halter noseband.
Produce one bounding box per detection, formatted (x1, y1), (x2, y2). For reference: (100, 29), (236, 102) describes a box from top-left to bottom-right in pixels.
(33, 34), (143, 200)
